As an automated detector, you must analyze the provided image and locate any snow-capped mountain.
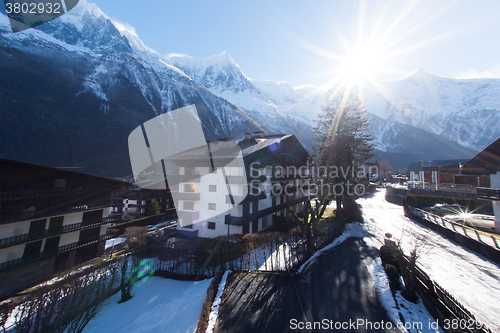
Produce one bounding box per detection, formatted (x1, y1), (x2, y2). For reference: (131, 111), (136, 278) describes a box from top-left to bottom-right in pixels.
(0, 1), (268, 177)
(166, 53), (334, 149)
(363, 69), (500, 152)
(1, 0), (497, 175)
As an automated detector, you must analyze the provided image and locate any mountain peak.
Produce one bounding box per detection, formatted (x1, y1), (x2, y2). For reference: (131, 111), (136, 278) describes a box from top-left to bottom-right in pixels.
(407, 68), (436, 79)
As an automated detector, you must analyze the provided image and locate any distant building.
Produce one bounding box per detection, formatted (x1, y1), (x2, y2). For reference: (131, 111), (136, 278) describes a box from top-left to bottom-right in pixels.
(0, 158), (127, 297)
(425, 159), (488, 187)
(168, 133), (311, 238)
(110, 188), (176, 221)
(463, 138), (500, 233)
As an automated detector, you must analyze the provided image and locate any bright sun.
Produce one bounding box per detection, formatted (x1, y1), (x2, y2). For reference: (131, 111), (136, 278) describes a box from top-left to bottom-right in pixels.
(338, 45), (385, 85)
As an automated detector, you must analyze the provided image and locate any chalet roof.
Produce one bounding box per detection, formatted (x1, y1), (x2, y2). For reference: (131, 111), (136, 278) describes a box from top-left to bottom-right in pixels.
(167, 134), (294, 161)
(423, 159), (469, 169)
(0, 157), (128, 186)
(463, 138), (500, 174)
(407, 162), (424, 173)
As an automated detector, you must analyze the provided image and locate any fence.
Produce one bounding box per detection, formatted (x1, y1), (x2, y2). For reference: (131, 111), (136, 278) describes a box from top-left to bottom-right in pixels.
(146, 217), (343, 279)
(406, 206), (500, 251)
(400, 255), (493, 333)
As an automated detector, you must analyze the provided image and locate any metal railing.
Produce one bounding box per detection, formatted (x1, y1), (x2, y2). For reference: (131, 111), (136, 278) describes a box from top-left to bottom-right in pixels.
(407, 206), (500, 250)
(0, 187), (88, 201)
(0, 202), (111, 225)
(0, 216), (121, 249)
(0, 234), (114, 273)
(477, 187), (500, 201)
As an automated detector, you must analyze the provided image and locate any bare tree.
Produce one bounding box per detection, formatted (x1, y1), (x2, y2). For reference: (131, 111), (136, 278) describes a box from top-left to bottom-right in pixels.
(398, 232), (431, 302)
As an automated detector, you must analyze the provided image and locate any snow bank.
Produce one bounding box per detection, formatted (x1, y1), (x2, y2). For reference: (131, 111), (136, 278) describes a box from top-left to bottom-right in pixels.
(298, 222), (366, 273)
(105, 237), (127, 250)
(206, 270), (231, 333)
(83, 277), (211, 333)
(360, 190), (500, 332)
(368, 258), (444, 333)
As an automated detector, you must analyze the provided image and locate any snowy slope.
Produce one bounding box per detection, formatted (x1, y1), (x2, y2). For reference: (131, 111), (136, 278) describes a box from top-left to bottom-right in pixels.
(166, 52), (317, 148)
(363, 70), (500, 151)
(0, 1), (268, 177)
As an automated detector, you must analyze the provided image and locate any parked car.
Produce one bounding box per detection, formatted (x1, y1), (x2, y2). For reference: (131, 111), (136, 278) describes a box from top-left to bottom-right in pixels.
(422, 204), (468, 216)
(443, 214), (496, 231)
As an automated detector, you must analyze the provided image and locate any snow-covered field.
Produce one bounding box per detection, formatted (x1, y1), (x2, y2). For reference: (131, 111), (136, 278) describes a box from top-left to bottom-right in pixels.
(359, 190), (500, 333)
(83, 277), (211, 333)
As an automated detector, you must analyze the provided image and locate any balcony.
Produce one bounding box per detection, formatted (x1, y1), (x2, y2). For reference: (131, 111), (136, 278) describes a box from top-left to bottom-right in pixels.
(225, 215), (246, 226)
(226, 195), (247, 204)
(176, 192), (201, 201)
(0, 216), (121, 249)
(0, 234), (114, 273)
(178, 175), (201, 183)
(0, 187), (88, 201)
(477, 187), (500, 201)
(226, 175), (249, 184)
(248, 175), (267, 183)
(127, 203), (146, 208)
(0, 202), (112, 225)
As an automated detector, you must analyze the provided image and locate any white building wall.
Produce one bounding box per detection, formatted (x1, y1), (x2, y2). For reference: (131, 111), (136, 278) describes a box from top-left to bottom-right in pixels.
(0, 244), (25, 264)
(63, 212), (83, 226)
(0, 221), (31, 239)
(491, 172), (500, 233)
(100, 224), (108, 236)
(180, 165), (246, 238)
(59, 231), (80, 247)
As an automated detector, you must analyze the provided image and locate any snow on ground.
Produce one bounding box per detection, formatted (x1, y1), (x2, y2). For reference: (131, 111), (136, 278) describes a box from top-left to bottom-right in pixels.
(298, 222), (367, 273)
(105, 237), (127, 250)
(206, 270), (231, 333)
(83, 276), (211, 333)
(369, 257), (444, 333)
(257, 242), (296, 271)
(359, 189), (500, 333)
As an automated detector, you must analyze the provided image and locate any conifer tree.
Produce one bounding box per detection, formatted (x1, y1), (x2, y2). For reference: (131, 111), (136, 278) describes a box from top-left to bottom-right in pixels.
(289, 90), (375, 258)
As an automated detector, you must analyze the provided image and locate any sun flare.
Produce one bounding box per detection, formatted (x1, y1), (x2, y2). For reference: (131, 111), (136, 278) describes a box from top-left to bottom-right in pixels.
(338, 44), (386, 85)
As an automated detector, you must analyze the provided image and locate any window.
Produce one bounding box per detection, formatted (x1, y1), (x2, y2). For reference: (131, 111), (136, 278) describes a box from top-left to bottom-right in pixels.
(262, 216), (268, 228)
(184, 184), (195, 192)
(209, 185), (217, 192)
(207, 222), (216, 230)
(209, 203), (216, 210)
(186, 167), (197, 176)
(54, 179), (66, 189)
(183, 201), (194, 210)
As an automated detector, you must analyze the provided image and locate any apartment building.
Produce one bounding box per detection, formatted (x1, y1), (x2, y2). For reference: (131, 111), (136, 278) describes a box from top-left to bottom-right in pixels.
(110, 187), (176, 221)
(0, 158), (127, 297)
(168, 133), (311, 238)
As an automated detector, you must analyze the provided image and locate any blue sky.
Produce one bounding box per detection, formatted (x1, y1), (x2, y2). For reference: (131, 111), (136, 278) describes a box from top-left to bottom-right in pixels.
(90, 0), (500, 87)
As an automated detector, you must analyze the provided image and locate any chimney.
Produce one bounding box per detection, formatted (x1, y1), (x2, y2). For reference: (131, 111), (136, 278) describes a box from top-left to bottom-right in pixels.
(253, 131), (265, 139)
(420, 160), (425, 166)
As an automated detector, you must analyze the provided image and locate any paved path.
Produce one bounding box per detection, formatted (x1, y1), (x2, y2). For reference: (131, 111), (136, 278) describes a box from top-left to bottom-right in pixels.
(299, 238), (400, 332)
(217, 237), (400, 332)
(217, 272), (303, 333)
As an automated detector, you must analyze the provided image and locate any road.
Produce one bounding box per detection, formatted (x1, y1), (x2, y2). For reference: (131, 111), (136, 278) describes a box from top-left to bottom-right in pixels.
(359, 189), (500, 332)
(299, 238), (400, 332)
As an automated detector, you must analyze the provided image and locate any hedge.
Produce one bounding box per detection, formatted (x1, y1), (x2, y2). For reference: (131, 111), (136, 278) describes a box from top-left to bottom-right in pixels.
(402, 194), (478, 212)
